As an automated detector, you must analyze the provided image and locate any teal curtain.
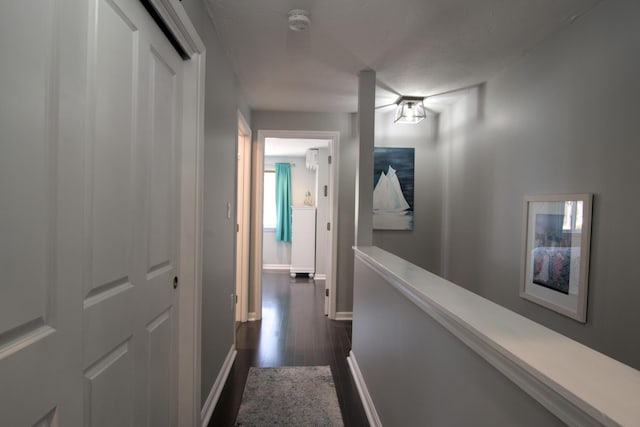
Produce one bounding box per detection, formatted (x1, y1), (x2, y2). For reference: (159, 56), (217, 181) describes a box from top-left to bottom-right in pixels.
(275, 163), (292, 241)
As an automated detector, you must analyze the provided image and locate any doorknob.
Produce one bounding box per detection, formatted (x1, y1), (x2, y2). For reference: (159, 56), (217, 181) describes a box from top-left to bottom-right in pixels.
(173, 276), (178, 289)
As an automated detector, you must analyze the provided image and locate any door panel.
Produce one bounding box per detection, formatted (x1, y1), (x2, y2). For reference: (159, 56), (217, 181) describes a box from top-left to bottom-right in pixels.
(141, 24), (181, 427)
(83, 0), (182, 426)
(147, 47), (177, 275)
(0, 1), (85, 425)
(0, 0), (54, 339)
(83, 0), (139, 371)
(84, 339), (135, 427)
(88, 0), (138, 298)
(1, 0), (182, 424)
(146, 310), (172, 427)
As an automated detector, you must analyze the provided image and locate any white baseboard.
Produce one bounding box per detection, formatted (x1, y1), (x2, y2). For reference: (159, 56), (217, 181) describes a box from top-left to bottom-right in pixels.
(335, 311), (352, 321)
(201, 345), (237, 427)
(314, 273), (327, 280)
(248, 312), (258, 321)
(347, 351), (382, 427)
(262, 264), (290, 271)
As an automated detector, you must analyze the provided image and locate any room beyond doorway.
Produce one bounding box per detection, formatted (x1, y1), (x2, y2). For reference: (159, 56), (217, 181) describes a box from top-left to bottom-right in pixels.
(247, 130), (340, 322)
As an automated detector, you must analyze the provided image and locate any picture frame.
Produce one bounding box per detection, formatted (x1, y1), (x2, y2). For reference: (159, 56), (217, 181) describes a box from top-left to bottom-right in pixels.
(520, 194), (593, 322)
(373, 147), (415, 230)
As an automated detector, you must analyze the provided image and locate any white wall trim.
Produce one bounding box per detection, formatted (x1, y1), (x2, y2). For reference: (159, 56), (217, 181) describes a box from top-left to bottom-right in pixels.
(235, 110), (252, 323)
(200, 345), (237, 427)
(166, 2), (205, 425)
(262, 264), (290, 271)
(334, 311), (352, 321)
(314, 273), (327, 280)
(347, 351), (382, 427)
(250, 132), (265, 321)
(353, 246), (640, 427)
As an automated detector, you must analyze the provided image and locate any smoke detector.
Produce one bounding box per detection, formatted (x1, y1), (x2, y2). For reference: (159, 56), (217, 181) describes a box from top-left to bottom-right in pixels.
(288, 9), (310, 31)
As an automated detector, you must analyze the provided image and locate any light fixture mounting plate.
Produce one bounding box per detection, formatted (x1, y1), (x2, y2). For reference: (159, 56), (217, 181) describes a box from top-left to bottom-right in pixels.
(288, 9), (310, 31)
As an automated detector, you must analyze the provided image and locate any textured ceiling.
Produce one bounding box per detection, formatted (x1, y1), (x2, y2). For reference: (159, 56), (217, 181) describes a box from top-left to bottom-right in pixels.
(206, 0), (599, 112)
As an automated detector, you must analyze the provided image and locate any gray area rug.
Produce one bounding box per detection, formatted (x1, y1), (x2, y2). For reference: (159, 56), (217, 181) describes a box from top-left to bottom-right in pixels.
(235, 366), (344, 426)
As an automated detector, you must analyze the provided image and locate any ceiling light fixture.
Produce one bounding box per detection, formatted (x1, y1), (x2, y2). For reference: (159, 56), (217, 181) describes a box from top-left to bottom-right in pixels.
(394, 96), (426, 124)
(288, 9), (310, 31)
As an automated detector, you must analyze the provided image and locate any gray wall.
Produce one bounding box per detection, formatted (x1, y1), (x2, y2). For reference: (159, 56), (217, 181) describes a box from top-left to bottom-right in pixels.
(352, 258), (564, 426)
(439, 0), (640, 369)
(373, 110), (442, 274)
(181, 0), (251, 407)
(251, 111), (358, 313)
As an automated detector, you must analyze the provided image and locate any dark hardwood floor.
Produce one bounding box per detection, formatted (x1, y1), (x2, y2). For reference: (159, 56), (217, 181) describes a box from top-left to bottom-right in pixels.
(208, 271), (369, 426)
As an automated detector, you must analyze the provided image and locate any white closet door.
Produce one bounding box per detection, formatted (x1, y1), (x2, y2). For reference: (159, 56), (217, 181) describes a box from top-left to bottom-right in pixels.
(0, 0), (183, 425)
(0, 1), (85, 425)
(82, 0), (183, 426)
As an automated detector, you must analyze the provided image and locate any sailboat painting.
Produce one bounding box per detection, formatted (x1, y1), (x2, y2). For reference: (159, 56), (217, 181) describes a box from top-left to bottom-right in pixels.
(373, 147), (415, 230)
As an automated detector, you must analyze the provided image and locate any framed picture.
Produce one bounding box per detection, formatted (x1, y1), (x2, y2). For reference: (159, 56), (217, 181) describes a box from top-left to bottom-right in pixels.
(520, 194), (593, 322)
(373, 147), (415, 230)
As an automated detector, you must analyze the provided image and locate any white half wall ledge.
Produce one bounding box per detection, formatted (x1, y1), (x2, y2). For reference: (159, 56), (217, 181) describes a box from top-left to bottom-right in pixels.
(353, 246), (640, 427)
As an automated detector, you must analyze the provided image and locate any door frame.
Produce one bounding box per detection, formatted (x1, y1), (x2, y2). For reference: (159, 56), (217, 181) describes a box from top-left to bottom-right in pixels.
(145, 2), (206, 426)
(250, 130), (340, 320)
(235, 112), (251, 323)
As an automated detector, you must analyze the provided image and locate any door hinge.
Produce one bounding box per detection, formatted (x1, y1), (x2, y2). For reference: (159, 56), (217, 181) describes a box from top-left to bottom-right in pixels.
(327, 222), (331, 231)
(324, 185), (328, 197)
(325, 289), (329, 297)
(328, 155), (332, 165)
(236, 223), (239, 232)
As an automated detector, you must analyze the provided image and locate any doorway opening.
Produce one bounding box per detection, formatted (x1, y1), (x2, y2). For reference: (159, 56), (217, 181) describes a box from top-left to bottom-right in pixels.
(248, 130), (340, 321)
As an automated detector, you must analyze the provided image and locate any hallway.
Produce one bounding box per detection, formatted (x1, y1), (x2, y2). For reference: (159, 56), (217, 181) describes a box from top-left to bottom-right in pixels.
(209, 271), (369, 426)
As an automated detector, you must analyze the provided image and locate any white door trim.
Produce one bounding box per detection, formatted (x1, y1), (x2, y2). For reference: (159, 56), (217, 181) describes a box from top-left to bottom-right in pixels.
(235, 111), (251, 323)
(178, 50), (205, 427)
(252, 130), (340, 320)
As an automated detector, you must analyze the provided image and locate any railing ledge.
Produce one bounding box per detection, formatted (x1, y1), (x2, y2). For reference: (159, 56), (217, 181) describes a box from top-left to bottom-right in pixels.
(353, 246), (640, 427)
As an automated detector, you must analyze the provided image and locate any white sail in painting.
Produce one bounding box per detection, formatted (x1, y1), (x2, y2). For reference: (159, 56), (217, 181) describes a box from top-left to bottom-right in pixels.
(373, 165), (413, 230)
(373, 166), (410, 212)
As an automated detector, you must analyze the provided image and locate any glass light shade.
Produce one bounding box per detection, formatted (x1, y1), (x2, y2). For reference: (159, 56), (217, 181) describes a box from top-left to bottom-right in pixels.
(394, 98), (426, 124)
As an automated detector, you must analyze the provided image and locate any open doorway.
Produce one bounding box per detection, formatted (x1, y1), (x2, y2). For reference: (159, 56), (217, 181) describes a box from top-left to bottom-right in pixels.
(248, 130), (340, 320)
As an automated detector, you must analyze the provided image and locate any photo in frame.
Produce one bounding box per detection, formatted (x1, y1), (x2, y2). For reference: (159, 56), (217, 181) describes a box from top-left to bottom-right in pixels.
(520, 194), (593, 322)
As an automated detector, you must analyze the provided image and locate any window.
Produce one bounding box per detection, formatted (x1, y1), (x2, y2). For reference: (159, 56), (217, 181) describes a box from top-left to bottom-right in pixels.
(562, 200), (583, 231)
(263, 171), (276, 229)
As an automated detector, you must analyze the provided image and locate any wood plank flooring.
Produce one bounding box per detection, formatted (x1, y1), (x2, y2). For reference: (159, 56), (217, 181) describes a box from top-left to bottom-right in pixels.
(208, 271), (369, 426)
